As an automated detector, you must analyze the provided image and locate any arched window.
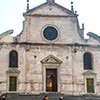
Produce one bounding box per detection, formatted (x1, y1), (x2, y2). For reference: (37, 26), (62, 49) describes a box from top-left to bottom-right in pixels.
(9, 50), (18, 68)
(83, 52), (93, 70)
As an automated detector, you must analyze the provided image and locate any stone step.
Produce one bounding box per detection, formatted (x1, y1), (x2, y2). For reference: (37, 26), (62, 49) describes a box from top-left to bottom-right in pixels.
(1, 93), (100, 100)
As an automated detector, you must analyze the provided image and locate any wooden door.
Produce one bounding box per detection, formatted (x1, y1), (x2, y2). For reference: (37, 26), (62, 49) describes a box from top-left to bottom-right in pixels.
(46, 69), (57, 92)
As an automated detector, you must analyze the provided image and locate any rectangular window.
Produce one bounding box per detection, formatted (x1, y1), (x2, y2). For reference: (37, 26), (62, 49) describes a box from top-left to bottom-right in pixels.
(9, 76), (17, 91)
(87, 78), (94, 93)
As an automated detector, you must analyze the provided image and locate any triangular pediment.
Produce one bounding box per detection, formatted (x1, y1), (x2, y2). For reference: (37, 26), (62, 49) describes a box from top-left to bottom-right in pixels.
(25, 2), (76, 17)
(41, 54), (62, 64)
(83, 70), (97, 76)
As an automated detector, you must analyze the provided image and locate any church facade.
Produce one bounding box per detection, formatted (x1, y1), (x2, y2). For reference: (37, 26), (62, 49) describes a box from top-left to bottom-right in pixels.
(0, 0), (100, 96)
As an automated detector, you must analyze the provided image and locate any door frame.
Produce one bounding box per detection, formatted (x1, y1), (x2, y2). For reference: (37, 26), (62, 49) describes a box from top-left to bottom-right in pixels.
(41, 55), (62, 93)
(43, 66), (60, 93)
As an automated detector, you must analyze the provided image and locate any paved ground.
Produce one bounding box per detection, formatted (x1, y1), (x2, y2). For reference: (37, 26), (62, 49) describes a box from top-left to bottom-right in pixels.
(0, 93), (100, 100)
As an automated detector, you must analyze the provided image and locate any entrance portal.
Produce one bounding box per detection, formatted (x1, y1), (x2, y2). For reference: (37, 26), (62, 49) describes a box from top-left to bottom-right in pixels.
(46, 68), (57, 92)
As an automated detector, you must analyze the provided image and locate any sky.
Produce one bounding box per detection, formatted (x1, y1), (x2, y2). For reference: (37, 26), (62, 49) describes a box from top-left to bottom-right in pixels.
(0, 0), (100, 38)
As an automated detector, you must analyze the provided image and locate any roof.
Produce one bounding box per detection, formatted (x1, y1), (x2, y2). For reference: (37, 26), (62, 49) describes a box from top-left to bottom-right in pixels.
(24, 1), (77, 17)
(87, 32), (100, 41)
(0, 30), (13, 38)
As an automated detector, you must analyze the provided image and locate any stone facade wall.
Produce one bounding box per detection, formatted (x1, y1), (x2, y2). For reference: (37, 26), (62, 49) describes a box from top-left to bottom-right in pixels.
(0, 0), (100, 96)
(0, 44), (100, 95)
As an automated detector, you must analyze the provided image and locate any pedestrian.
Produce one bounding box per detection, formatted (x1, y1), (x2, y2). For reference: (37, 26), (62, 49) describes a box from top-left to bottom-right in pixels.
(59, 96), (63, 100)
(43, 95), (48, 100)
(2, 96), (5, 100)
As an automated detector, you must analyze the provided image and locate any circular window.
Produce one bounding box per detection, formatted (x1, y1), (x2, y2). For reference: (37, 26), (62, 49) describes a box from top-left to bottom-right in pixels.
(43, 26), (58, 41)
